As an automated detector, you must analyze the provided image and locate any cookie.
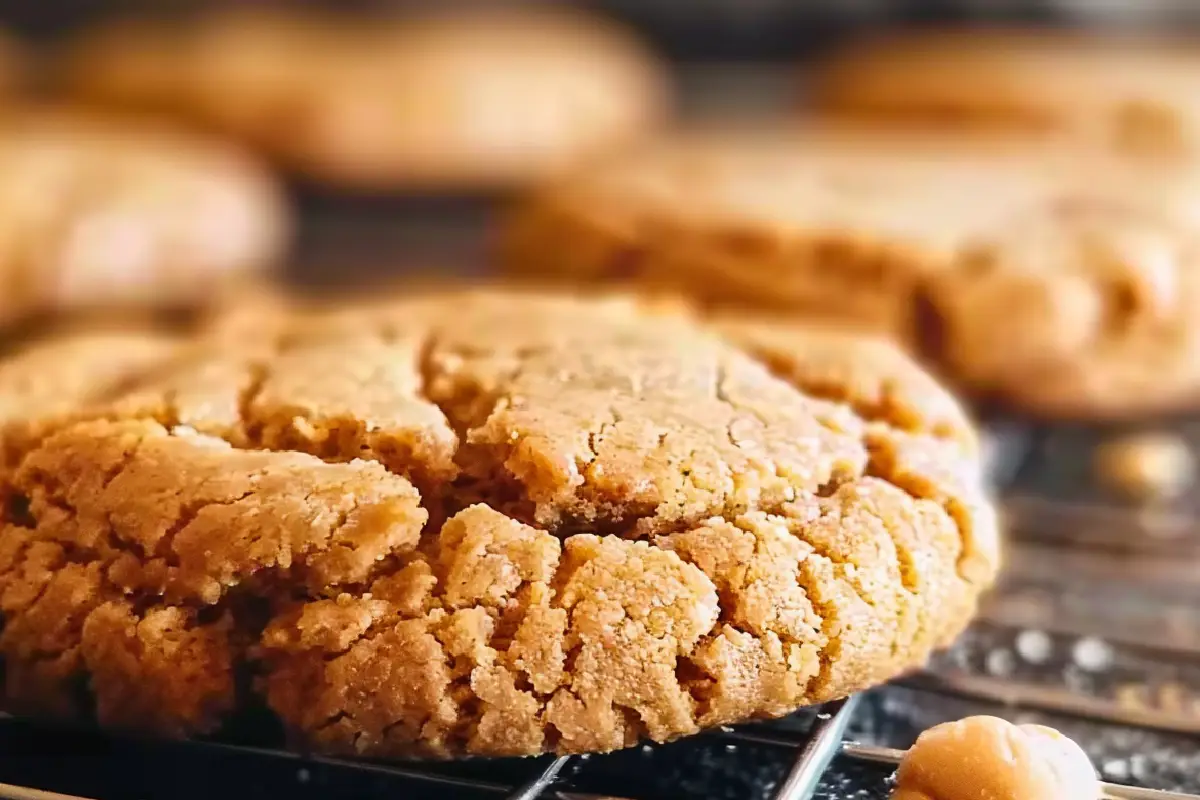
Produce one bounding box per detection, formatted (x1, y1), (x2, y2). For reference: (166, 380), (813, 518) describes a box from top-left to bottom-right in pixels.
(62, 8), (668, 191)
(0, 111), (286, 327)
(811, 30), (1200, 154)
(501, 126), (1200, 417)
(0, 288), (997, 757)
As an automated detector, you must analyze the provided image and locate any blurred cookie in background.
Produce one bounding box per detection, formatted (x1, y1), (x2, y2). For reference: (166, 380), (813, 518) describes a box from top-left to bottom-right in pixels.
(59, 7), (670, 193)
(810, 29), (1200, 155)
(501, 124), (1200, 418)
(0, 110), (287, 329)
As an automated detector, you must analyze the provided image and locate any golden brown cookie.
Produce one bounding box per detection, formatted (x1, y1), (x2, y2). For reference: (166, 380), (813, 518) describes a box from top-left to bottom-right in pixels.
(61, 8), (668, 191)
(0, 288), (997, 758)
(811, 29), (1200, 154)
(501, 125), (1200, 417)
(0, 111), (286, 327)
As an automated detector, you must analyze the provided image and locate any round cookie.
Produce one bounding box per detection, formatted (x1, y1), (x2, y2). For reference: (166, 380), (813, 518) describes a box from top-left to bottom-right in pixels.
(0, 288), (997, 757)
(811, 29), (1200, 154)
(0, 111), (286, 327)
(501, 126), (1200, 417)
(61, 8), (668, 191)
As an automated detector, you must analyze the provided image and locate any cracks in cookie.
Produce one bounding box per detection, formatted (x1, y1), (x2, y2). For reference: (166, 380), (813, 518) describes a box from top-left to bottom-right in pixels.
(792, 571), (846, 703)
(309, 624), (377, 664)
(96, 444), (141, 495)
(583, 409), (621, 470)
(311, 709), (351, 736)
(235, 360), (270, 445)
(740, 338), (968, 447)
(540, 719), (565, 753)
(414, 337), (540, 527)
(616, 703), (652, 747)
(673, 651), (717, 721)
(759, 497), (899, 699)
(2, 493), (34, 529)
(301, 497), (377, 579)
(440, 675), (483, 754)
(713, 359), (766, 429)
(416, 334), (485, 442)
(659, 524), (828, 721)
(414, 330), (444, 412)
(885, 522), (923, 599)
(709, 361), (805, 521)
(0, 543), (68, 619)
(6, 470), (269, 730)
(814, 473), (847, 499)
(862, 432), (980, 586)
(156, 489), (256, 569)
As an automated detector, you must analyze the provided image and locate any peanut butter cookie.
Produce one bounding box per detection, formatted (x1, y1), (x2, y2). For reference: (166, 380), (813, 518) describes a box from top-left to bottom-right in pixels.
(502, 126), (1200, 417)
(61, 8), (668, 191)
(812, 30), (1200, 155)
(0, 289), (997, 758)
(0, 112), (286, 327)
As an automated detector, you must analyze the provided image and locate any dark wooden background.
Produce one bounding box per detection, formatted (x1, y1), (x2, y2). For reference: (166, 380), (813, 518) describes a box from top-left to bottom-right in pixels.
(0, 0), (1192, 56)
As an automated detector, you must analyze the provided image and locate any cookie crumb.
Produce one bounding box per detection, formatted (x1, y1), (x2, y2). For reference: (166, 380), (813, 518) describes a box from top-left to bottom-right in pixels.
(1094, 431), (1194, 504)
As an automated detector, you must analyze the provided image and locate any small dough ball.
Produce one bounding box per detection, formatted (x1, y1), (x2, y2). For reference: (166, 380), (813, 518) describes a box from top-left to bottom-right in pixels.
(1094, 431), (1194, 504)
(893, 715), (1100, 800)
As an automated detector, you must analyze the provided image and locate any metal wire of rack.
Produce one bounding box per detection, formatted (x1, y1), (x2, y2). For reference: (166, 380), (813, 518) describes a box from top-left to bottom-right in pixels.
(0, 685), (1197, 800)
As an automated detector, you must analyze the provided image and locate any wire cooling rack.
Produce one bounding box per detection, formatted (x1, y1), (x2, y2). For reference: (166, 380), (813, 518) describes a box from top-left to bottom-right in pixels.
(0, 685), (1196, 800)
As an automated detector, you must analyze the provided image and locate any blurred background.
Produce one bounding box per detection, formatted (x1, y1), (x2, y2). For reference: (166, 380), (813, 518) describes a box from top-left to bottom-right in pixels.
(1, 0), (1194, 288)
(0, 0), (1173, 290)
(6, 0), (1200, 51)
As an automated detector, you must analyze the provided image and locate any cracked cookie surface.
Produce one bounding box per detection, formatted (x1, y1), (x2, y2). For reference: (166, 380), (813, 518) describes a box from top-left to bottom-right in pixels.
(0, 112), (285, 327)
(0, 289), (998, 758)
(501, 126), (1200, 417)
